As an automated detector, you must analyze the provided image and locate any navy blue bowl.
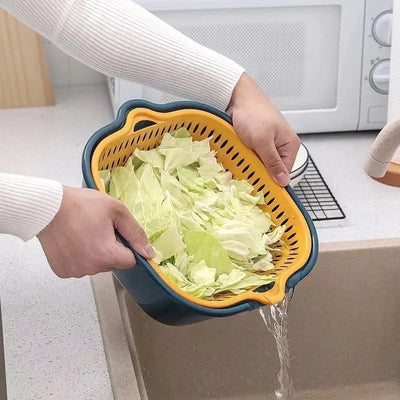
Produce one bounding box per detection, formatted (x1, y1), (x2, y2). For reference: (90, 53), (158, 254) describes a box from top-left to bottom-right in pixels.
(82, 100), (319, 325)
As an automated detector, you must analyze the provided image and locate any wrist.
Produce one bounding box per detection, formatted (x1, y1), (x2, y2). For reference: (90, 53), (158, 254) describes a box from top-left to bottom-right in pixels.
(226, 73), (266, 116)
(37, 185), (68, 239)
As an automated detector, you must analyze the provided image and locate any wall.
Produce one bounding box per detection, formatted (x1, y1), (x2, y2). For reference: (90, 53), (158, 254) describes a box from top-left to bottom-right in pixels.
(42, 39), (105, 87)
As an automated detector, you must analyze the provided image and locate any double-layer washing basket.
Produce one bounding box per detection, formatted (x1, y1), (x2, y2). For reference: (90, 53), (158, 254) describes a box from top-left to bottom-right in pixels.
(82, 100), (318, 325)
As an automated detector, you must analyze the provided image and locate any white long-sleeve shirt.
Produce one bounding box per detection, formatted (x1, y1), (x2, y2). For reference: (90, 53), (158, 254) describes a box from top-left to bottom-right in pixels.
(0, 0), (244, 241)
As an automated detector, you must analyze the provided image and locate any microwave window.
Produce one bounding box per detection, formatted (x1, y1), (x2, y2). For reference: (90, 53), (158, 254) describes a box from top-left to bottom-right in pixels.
(155, 5), (341, 111)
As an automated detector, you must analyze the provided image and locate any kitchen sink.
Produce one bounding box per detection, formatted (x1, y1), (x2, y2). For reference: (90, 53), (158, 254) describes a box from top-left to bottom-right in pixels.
(0, 303), (7, 400)
(92, 239), (400, 400)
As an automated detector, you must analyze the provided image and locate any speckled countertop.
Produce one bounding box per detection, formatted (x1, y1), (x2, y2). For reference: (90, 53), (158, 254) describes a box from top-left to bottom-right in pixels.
(301, 132), (400, 243)
(0, 84), (399, 400)
(0, 85), (114, 400)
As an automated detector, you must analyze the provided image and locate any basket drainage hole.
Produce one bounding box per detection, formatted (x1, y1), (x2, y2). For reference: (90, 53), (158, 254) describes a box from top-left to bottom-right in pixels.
(276, 211), (285, 219)
(254, 282), (275, 293)
(213, 134), (222, 143)
(267, 197), (276, 206)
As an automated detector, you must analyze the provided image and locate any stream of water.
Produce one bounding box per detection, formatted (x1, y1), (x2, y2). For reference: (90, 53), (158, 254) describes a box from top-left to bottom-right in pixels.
(258, 288), (295, 400)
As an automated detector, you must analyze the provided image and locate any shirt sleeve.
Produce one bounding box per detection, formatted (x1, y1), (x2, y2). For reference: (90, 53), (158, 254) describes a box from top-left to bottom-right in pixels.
(0, 173), (63, 241)
(0, 0), (245, 241)
(0, 0), (245, 110)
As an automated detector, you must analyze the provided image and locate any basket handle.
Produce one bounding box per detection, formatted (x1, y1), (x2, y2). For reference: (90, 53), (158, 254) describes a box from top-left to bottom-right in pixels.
(126, 108), (171, 132)
(115, 231), (147, 268)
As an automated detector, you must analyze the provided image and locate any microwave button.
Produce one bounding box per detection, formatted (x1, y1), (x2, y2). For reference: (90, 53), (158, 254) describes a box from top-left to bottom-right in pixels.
(369, 59), (391, 94)
(372, 10), (393, 47)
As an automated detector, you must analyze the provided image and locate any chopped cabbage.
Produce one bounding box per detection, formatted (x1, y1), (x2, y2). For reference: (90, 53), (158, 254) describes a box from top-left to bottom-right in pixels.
(103, 128), (283, 299)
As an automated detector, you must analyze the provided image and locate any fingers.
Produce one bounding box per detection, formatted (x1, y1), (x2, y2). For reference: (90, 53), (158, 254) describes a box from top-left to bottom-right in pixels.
(109, 240), (137, 269)
(278, 131), (301, 173)
(228, 73), (301, 187)
(256, 135), (290, 186)
(38, 187), (155, 279)
(112, 201), (155, 259)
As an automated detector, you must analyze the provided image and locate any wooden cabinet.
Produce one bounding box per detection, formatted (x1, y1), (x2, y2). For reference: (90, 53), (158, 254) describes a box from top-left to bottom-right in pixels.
(0, 10), (53, 109)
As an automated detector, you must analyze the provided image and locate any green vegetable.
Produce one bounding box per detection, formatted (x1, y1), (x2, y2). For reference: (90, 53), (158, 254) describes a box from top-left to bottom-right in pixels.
(103, 128), (283, 299)
(183, 230), (234, 275)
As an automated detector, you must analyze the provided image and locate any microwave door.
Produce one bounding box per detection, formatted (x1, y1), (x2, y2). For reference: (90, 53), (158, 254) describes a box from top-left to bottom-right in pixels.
(124, 0), (366, 133)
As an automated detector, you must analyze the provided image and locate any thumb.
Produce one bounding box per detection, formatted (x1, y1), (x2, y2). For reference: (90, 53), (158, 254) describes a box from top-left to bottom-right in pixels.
(256, 137), (290, 186)
(109, 240), (137, 270)
(112, 202), (155, 259)
(278, 136), (301, 174)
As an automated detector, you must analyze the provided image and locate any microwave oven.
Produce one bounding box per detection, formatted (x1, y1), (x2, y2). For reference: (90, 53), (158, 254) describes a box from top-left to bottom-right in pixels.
(107, 0), (393, 133)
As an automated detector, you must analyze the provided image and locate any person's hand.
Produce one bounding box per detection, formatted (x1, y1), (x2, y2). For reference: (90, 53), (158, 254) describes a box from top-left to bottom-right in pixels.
(226, 73), (300, 186)
(38, 186), (155, 278)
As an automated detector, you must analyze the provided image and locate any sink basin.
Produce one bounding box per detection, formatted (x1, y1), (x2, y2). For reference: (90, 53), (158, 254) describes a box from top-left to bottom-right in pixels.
(0, 303), (7, 399)
(92, 239), (400, 400)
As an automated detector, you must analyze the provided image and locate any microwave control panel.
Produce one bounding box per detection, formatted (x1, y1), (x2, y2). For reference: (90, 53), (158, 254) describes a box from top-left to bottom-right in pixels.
(358, 0), (393, 130)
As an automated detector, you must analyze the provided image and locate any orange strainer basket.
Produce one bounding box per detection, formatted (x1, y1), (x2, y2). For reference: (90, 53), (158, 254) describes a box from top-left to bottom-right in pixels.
(82, 100), (318, 325)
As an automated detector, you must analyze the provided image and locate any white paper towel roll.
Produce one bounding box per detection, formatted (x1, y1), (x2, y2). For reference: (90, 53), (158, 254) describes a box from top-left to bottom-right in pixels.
(388, 0), (400, 162)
